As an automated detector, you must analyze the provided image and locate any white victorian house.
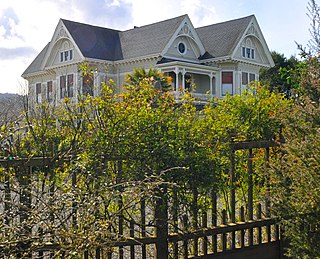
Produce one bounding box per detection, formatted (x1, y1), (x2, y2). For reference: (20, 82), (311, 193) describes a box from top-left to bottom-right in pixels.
(22, 14), (274, 105)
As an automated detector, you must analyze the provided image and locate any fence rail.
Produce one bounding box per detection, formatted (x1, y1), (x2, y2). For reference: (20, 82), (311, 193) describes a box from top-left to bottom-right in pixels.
(0, 140), (282, 258)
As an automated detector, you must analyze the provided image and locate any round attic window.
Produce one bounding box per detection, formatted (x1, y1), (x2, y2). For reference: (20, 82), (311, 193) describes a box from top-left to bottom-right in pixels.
(178, 42), (186, 55)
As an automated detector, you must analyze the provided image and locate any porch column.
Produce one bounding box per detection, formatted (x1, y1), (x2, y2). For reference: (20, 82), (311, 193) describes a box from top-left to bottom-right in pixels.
(175, 67), (179, 91)
(182, 68), (186, 91)
(209, 73), (213, 96)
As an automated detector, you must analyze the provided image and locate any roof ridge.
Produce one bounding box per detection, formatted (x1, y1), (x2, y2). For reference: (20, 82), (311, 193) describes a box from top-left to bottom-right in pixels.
(123, 14), (188, 32)
(61, 18), (121, 32)
(195, 14), (254, 30)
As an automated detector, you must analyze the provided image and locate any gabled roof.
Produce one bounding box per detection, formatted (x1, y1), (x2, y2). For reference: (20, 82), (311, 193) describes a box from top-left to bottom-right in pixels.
(119, 15), (186, 60)
(196, 15), (254, 58)
(22, 42), (50, 76)
(62, 19), (123, 61)
(22, 14), (270, 78)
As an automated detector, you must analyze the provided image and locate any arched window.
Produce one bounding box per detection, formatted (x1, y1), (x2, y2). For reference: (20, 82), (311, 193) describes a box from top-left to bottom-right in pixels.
(241, 37), (255, 60)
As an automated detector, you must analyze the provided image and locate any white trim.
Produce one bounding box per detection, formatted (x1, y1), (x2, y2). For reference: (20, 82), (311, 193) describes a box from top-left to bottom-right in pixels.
(161, 15), (206, 57)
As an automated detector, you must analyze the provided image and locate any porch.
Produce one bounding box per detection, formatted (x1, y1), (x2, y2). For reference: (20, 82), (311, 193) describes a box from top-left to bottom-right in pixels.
(157, 61), (220, 101)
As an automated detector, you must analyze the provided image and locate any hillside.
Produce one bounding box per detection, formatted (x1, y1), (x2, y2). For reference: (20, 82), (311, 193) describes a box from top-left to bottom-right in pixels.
(0, 93), (25, 123)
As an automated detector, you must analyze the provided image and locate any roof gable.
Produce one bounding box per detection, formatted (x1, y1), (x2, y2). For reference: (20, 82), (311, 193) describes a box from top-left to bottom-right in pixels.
(119, 15), (186, 60)
(196, 15), (254, 58)
(160, 15), (206, 62)
(231, 16), (274, 66)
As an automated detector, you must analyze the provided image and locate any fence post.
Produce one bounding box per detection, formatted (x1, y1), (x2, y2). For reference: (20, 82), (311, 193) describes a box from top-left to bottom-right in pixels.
(265, 147), (272, 242)
(248, 149), (254, 246)
(192, 186), (198, 256)
(141, 198), (146, 259)
(240, 206), (245, 248)
(130, 220), (135, 259)
(211, 191), (217, 254)
(230, 148), (236, 249)
(154, 185), (168, 259)
(257, 203), (262, 244)
(202, 212), (208, 255)
(222, 209), (227, 251)
(172, 187), (179, 259)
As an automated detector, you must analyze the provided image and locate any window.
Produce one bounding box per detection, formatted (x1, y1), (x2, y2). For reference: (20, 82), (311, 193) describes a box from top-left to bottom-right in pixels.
(222, 71), (233, 95)
(83, 74), (94, 96)
(249, 73), (255, 82)
(60, 49), (73, 62)
(60, 75), (67, 99)
(241, 38), (255, 60)
(67, 74), (74, 98)
(241, 72), (256, 93)
(241, 72), (248, 93)
(47, 81), (53, 102)
(178, 42), (186, 55)
(36, 83), (41, 103)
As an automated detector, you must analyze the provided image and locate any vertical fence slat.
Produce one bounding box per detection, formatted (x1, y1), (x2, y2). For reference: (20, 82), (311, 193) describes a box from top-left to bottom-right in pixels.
(172, 187), (178, 259)
(192, 186), (198, 257)
(230, 148), (236, 250)
(240, 206), (245, 248)
(202, 212), (208, 255)
(222, 209), (227, 251)
(130, 220), (135, 259)
(140, 199), (146, 259)
(211, 191), (217, 254)
(265, 147), (272, 243)
(257, 203), (262, 244)
(248, 149), (254, 246)
(183, 214), (188, 258)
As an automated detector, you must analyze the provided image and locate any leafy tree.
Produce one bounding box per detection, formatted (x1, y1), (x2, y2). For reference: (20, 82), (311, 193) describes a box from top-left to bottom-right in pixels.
(259, 51), (299, 97)
(268, 1), (320, 256)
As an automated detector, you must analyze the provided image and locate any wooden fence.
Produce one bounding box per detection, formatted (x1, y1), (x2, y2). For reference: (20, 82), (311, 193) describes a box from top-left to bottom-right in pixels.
(0, 140), (283, 258)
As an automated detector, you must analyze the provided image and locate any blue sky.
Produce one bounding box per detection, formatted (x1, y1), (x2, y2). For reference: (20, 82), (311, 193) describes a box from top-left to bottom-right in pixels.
(0, 0), (311, 94)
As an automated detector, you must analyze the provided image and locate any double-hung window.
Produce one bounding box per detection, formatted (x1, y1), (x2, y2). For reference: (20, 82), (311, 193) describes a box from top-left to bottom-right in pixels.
(36, 83), (41, 103)
(47, 81), (53, 102)
(222, 72), (233, 96)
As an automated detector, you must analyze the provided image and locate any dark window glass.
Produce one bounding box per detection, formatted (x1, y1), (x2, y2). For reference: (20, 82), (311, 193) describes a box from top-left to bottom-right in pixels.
(67, 74), (74, 98)
(222, 72), (233, 84)
(242, 72), (248, 85)
(178, 42), (186, 54)
(249, 73), (255, 82)
(246, 48), (251, 58)
(60, 75), (66, 99)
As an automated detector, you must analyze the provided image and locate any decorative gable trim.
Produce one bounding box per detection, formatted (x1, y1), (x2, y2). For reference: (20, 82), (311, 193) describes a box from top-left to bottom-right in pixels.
(161, 15), (206, 59)
(231, 16), (274, 67)
(40, 19), (85, 70)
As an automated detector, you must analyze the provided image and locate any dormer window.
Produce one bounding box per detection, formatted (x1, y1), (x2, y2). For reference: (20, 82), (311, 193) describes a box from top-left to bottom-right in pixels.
(60, 41), (73, 62)
(241, 38), (255, 60)
(60, 49), (73, 62)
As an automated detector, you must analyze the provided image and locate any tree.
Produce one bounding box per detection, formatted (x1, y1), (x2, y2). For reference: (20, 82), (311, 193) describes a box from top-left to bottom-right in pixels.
(259, 51), (299, 98)
(268, 2), (320, 257)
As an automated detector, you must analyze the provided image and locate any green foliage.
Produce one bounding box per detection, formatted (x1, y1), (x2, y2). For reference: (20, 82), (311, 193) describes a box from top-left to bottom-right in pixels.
(270, 54), (320, 258)
(0, 64), (288, 256)
(260, 51), (300, 97)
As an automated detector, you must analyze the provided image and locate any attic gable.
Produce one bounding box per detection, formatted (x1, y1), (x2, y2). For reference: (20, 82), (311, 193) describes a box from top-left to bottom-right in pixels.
(232, 16), (274, 67)
(161, 15), (206, 62)
(196, 15), (254, 59)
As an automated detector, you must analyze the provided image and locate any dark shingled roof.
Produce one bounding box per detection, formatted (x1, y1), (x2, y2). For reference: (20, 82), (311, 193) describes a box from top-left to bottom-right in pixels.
(196, 15), (254, 58)
(22, 15), (255, 77)
(62, 19), (123, 61)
